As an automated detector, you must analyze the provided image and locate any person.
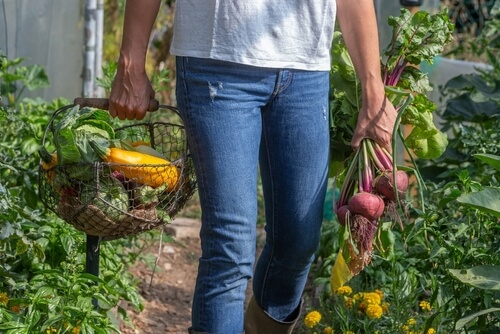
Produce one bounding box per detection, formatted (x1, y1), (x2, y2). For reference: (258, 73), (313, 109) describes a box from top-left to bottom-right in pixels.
(109, 0), (397, 333)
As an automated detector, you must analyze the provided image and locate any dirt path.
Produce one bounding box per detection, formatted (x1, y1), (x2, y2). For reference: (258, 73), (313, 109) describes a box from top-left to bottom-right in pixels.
(119, 218), (264, 334)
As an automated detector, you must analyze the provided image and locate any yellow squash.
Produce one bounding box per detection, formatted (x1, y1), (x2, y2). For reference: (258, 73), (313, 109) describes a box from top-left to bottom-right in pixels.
(101, 147), (179, 190)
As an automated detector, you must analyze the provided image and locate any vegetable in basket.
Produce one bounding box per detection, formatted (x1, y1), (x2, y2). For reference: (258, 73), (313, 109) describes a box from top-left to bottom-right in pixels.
(89, 140), (180, 191)
(39, 146), (58, 184)
(79, 176), (129, 222)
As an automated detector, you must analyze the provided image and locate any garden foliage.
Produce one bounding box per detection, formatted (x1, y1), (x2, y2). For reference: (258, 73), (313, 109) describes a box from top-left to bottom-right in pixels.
(305, 5), (500, 333)
(0, 52), (153, 334)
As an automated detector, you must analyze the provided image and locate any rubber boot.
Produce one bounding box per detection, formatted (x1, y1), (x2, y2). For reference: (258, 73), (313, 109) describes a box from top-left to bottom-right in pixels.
(244, 296), (302, 334)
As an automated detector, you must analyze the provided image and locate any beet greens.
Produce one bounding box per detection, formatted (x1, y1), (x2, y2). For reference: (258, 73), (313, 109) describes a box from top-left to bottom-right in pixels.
(329, 8), (454, 292)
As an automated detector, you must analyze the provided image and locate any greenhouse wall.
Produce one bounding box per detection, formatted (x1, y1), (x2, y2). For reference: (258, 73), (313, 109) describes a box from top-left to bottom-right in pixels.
(0, 0), (84, 101)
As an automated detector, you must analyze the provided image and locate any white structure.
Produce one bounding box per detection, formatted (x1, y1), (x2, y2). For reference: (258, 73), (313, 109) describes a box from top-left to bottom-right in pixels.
(0, 0), (103, 101)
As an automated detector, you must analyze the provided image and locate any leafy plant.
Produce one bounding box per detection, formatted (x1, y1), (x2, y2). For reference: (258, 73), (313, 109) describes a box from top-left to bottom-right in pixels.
(0, 50), (156, 333)
(307, 6), (500, 334)
(0, 55), (49, 107)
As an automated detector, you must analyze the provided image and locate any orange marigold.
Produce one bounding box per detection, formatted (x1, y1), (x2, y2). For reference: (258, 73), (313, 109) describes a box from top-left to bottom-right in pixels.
(337, 286), (353, 296)
(323, 327), (334, 334)
(365, 304), (384, 319)
(304, 310), (322, 328)
(363, 292), (381, 305)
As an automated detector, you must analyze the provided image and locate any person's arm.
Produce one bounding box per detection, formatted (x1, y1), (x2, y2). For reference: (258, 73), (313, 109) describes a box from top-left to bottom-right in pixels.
(109, 0), (161, 120)
(336, 0), (397, 152)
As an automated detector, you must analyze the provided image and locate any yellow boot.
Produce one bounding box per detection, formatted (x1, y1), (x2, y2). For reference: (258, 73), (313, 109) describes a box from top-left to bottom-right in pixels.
(244, 296), (302, 334)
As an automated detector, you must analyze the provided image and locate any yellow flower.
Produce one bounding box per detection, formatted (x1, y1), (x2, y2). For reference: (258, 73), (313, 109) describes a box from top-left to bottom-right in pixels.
(0, 292), (9, 306)
(46, 327), (57, 334)
(304, 310), (322, 328)
(365, 304), (384, 319)
(401, 325), (410, 332)
(344, 297), (353, 309)
(419, 300), (432, 312)
(362, 292), (381, 305)
(407, 318), (417, 326)
(426, 329), (435, 334)
(337, 286), (353, 296)
(323, 327), (334, 334)
(345, 331), (355, 334)
(72, 326), (81, 334)
(374, 289), (384, 299)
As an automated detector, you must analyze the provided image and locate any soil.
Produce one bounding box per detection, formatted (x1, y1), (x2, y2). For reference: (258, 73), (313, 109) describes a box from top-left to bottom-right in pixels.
(119, 217), (268, 334)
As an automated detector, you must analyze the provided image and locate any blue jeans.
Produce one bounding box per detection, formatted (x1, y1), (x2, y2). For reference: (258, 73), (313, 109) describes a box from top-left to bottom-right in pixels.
(176, 57), (330, 334)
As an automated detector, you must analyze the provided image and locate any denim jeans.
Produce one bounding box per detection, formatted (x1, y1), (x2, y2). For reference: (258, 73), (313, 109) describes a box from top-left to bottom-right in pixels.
(176, 57), (330, 334)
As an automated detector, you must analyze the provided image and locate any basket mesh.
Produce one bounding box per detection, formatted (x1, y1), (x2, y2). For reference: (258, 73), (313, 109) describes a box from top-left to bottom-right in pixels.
(39, 112), (197, 240)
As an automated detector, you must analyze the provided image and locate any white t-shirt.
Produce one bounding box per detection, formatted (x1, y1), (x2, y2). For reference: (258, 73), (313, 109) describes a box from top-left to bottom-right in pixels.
(170, 0), (337, 71)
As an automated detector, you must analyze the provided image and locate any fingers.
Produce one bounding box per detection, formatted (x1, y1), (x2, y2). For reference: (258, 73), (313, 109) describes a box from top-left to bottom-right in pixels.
(109, 78), (155, 121)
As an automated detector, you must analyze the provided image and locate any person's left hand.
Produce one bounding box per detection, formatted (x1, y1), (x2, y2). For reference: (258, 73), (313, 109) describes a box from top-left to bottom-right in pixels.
(351, 93), (397, 153)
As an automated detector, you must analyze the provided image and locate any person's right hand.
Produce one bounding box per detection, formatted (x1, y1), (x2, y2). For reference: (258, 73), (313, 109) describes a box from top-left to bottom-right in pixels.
(109, 55), (155, 121)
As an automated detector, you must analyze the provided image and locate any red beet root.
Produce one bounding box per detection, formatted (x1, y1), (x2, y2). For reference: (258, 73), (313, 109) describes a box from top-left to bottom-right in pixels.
(334, 205), (350, 225)
(375, 170), (409, 201)
(348, 192), (385, 221)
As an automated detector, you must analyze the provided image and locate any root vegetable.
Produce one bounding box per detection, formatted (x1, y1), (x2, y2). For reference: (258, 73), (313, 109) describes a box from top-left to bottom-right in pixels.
(334, 205), (350, 225)
(375, 170), (409, 201)
(348, 192), (385, 221)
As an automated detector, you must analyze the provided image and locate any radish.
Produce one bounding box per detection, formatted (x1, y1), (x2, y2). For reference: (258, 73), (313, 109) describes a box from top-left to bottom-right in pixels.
(374, 170), (409, 201)
(334, 205), (350, 225)
(348, 192), (385, 221)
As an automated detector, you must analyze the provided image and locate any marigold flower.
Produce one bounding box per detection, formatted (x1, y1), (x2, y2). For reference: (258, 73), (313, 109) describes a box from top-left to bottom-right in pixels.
(407, 318), (417, 326)
(323, 327), (334, 334)
(304, 310), (322, 328)
(345, 331), (355, 334)
(362, 292), (381, 305)
(419, 300), (432, 312)
(46, 327), (57, 334)
(9, 305), (21, 313)
(344, 297), (353, 309)
(426, 328), (436, 334)
(374, 289), (384, 299)
(337, 286), (353, 296)
(72, 326), (81, 334)
(0, 292), (9, 306)
(365, 304), (384, 319)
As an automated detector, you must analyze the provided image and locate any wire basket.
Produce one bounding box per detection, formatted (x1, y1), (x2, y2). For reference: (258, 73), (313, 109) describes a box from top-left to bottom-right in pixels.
(38, 99), (197, 240)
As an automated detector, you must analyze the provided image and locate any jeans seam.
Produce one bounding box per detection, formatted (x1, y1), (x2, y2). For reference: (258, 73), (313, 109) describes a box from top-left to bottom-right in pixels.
(257, 120), (275, 308)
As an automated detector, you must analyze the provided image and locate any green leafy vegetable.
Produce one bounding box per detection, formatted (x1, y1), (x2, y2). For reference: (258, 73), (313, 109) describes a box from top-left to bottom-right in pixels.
(53, 106), (115, 165)
(79, 176), (129, 221)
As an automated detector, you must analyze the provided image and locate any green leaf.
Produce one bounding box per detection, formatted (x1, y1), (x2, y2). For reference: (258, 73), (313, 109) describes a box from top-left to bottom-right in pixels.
(376, 221), (395, 259)
(449, 265), (500, 290)
(455, 307), (500, 330)
(474, 153), (500, 171)
(457, 187), (500, 217)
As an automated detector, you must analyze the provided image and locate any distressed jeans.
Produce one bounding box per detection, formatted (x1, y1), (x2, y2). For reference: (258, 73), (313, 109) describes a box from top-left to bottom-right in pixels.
(176, 57), (330, 334)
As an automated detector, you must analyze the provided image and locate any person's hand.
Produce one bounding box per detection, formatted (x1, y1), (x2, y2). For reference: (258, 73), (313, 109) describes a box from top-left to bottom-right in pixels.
(109, 56), (155, 121)
(351, 92), (397, 153)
